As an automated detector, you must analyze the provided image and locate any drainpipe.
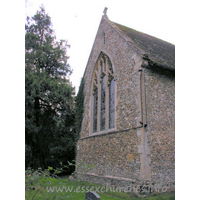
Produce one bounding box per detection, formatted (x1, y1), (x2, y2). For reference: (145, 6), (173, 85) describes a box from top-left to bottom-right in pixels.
(138, 69), (147, 127)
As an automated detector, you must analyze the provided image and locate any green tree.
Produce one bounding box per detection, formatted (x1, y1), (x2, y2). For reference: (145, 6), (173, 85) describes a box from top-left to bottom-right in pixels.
(74, 78), (85, 142)
(25, 6), (75, 169)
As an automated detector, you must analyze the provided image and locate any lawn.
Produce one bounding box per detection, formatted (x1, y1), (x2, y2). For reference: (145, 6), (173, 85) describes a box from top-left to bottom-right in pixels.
(25, 172), (175, 200)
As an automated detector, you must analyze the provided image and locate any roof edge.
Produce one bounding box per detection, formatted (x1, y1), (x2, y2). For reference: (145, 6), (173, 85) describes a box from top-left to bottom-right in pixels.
(141, 54), (175, 73)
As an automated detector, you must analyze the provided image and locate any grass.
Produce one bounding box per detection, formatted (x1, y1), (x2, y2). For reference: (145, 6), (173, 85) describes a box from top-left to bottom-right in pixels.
(25, 173), (175, 200)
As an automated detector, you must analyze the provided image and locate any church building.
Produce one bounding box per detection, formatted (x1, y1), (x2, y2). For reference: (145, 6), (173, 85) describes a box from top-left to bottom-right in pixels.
(76, 8), (175, 192)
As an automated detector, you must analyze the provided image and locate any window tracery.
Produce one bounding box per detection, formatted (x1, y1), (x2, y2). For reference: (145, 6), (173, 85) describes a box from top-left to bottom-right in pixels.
(91, 53), (116, 134)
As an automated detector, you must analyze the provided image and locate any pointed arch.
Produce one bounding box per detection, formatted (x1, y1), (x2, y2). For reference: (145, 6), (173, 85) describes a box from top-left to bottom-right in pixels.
(90, 52), (116, 134)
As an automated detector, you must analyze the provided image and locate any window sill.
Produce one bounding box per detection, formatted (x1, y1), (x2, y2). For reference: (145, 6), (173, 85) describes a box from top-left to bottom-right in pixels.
(90, 128), (116, 137)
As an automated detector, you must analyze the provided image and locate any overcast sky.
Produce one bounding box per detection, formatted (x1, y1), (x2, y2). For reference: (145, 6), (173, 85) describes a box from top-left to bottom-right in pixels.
(25, 0), (177, 94)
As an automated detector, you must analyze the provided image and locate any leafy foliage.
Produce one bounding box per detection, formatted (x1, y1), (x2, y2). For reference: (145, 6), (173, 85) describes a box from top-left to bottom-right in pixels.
(25, 5), (75, 170)
(74, 78), (85, 142)
(25, 167), (71, 199)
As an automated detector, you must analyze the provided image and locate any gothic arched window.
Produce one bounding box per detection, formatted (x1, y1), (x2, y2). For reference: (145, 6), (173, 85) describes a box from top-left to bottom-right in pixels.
(91, 53), (116, 134)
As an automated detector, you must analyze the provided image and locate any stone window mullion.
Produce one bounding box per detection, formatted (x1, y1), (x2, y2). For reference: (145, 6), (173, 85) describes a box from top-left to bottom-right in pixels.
(93, 88), (98, 132)
(105, 63), (109, 131)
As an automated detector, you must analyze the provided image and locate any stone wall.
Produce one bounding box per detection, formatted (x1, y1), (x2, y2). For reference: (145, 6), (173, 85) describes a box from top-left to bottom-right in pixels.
(76, 129), (140, 183)
(76, 15), (175, 192)
(144, 69), (175, 187)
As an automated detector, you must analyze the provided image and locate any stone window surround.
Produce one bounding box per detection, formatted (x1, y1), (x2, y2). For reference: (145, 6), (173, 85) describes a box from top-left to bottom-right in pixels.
(89, 52), (117, 135)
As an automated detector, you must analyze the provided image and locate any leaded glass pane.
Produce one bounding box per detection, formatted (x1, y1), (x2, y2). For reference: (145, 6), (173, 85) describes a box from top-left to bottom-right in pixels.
(104, 57), (106, 72)
(93, 89), (98, 132)
(109, 79), (115, 129)
(100, 60), (103, 73)
(100, 76), (106, 131)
